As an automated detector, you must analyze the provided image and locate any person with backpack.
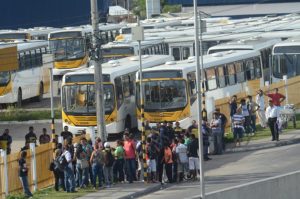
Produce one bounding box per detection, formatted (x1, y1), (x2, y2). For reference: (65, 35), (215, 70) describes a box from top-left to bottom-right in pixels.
(146, 137), (159, 183)
(90, 143), (104, 189)
(62, 144), (76, 192)
(51, 149), (66, 191)
(103, 142), (114, 188)
(19, 150), (33, 198)
(75, 143), (89, 188)
(113, 140), (125, 183)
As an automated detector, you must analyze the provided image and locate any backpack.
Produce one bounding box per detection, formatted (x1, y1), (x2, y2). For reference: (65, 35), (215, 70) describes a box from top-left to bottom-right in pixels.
(58, 154), (68, 170)
(147, 144), (156, 160)
(104, 150), (114, 167)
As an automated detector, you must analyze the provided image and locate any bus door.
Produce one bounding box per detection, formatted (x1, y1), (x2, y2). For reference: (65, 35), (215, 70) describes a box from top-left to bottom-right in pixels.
(171, 45), (192, 61)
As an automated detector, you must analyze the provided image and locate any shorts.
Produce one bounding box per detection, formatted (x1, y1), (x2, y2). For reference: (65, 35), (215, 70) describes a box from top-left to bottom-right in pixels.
(177, 162), (189, 173)
(147, 159), (156, 172)
(189, 157), (200, 170)
(233, 128), (244, 139)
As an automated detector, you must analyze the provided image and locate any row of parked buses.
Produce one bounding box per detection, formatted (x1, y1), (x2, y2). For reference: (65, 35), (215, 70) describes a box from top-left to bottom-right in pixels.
(1, 14), (300, 134)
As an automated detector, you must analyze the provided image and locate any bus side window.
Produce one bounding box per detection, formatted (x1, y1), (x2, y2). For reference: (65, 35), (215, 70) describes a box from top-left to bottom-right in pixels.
(114, 77), (123, 108)
(217, 65), (226, 88)
(30, 50), (36, 68)
(122, 75), (131, 97)
(205, 68), (217, 90)
(246, 59), (255, 80)
(19, 52), (25, 71)
(36, 49), (42, 66)
(187, 72), (197, 105)
(254, 57), (262, 78)
(235, 61), (245, 83)
(227, 63), (236, 85)
(182, 47), (190, 60)
(172, 48), (180, 61)
(25, 51), (31, 69)
(129, 73), (135, 95)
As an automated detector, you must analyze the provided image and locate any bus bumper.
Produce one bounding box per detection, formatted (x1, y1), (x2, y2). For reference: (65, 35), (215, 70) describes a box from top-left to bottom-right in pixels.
(0, 93), (15, 104)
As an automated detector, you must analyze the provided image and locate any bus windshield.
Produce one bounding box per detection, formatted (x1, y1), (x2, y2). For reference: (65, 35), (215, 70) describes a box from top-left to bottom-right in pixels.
(102, 47), (134, 57)
(273, 54), (300, 78)
(0, 71), (10, 86)
(50, 38), (85, 61)
(62, 84), (115, 115)
(138, 80), (187, 111)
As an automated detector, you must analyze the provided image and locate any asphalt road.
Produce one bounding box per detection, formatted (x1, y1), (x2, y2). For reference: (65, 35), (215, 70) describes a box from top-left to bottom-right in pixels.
(138, 143), (300, 199)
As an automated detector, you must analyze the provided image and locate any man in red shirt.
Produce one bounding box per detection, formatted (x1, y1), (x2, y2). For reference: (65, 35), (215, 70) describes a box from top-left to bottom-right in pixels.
(266, 88), (286, 106)
(123, 133), (136, 183)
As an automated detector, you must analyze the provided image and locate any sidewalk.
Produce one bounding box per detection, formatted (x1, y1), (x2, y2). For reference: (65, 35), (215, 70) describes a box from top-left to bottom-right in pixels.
(76, 182), (165, 199)
(225, 129), (300, 153)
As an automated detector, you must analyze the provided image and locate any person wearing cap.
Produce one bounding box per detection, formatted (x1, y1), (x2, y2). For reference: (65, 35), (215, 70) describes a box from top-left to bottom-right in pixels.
(265, 100), (280, 141)
(103, 142), (114, 188)
(266, 88), (286, 107)
(256, 89), (267, 128)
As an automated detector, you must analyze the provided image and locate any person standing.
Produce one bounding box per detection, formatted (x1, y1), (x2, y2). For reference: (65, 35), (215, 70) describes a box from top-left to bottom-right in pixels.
(266, 100), (280, 141)
(210, 112), (223, 155)
(201, 120), (211, 161)
(256, 89), (267, 128)
(113, 140), (125, 183)
(187, 134), (199, 180)
(52, 149), (66, 191)
(25, 126), (37, 145)
(215, 108), (227, 150)
(247, 95), (260, 135)
(39, 128), (51, 144)
(124, 133), (136, 183)
(103, 142), (114, 188)
(90, 143), (104, 189)
(19, 151), (33, 197)
(163, 144), (173, 183)
(175, 138), (189, 182)
(146, 137), (159, 183)
(232, 108), (245, 147)
(239, 99), (251, 136)
(174, 122), (183, 138)
(266, 88), (286, 107)
(229, 95), (238, 132)
(1, 129), (12, 154)
(62, 144), (76, 193)
(61, 126), (73, 141)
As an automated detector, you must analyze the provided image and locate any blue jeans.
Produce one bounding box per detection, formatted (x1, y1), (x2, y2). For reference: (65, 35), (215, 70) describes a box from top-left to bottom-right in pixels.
(92, 163), (103, 188)
(103, 166), (113, 186)
(212, 131), (223, 155)
(76, 164), (89, 187)
(64, 166), (75, 192)
(19, 176), (33, 197)
(113, 159), (125, 182)
(125, 158), (136, 183)
(250, 115), (257, 132)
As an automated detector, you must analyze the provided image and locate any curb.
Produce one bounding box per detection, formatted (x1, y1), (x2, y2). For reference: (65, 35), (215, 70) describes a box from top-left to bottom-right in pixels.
(225, 138), (300, 153)
(118, 183), (172, 199)
(0, 120), (62, 125)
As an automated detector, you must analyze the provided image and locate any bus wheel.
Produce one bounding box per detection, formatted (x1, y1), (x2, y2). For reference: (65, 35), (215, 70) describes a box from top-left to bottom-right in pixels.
(36, 83), (44, 102)
(125, 115), (132, 130)
(17, 88), (22, 108)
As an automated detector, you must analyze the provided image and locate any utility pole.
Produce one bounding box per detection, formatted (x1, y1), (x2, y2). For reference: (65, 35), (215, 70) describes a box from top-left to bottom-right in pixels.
(90, 0), (107, 142)
(132, 17), (147, 182)
(49, 68), (56, 142)
(193, 1), (205, 198)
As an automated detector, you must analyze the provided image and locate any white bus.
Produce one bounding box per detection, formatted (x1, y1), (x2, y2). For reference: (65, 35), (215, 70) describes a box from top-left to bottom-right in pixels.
(272, 36), (300, 83)
(61, 55), (173, 135)
(136, 50), (263, 129)
(0, 41), (52, 107)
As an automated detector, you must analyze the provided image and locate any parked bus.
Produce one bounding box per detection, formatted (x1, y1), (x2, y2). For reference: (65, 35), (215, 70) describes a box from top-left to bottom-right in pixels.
(272, 36), (300, 83)
(61, 55), (173, 135)
(0, 41), (52, 107)
(48, 24), (123, 79)
(101, 37), (168, 62)
(136, 50), (263, 129)
(0, 31), (31, 41)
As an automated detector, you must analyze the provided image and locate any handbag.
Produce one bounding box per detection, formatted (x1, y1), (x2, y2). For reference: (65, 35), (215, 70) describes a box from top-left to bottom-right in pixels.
(80, 159), (89, 169)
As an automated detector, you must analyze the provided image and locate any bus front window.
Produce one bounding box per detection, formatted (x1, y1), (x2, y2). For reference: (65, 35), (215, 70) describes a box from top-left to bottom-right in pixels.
(273, 54), (300, 79)
(0, 72), (10, 86)
(142, 80), (187, 111)
(50, 38), (85, 61)
(62, 84), (115, 115)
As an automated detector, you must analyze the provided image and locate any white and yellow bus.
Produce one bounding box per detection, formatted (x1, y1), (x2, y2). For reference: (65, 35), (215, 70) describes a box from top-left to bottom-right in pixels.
(61, 55), (173, 135)
(48, 24), (123, 79)
(0, 41), (52, 107)
(136, 50), (264, 129)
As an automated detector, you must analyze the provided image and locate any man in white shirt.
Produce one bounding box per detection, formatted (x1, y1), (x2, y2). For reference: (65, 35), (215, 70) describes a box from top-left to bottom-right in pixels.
(176, 138), (189, 182)
(265, 100), (280, 141)
(62, 145), (76, 193)
(256, 89), (267, 128)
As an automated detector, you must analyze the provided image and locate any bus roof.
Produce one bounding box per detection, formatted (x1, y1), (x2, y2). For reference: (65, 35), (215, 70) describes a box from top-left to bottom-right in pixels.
(63, 55), (174, 81)
(140, 50), (260, 76)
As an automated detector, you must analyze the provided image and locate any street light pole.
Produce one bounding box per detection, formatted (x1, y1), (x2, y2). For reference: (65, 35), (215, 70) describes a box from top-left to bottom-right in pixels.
(90, 0), (106, 142)
(193, 1), (205, 198)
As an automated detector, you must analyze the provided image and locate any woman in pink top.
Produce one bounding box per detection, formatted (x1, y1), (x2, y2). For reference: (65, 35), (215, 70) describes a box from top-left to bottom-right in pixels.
(124, 133), (136, 183)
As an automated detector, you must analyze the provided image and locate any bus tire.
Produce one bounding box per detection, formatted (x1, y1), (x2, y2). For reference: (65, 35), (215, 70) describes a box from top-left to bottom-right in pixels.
(17, 88), (22, 108)
(125, 115), (131, 130)
(36, 82), (44, 102)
